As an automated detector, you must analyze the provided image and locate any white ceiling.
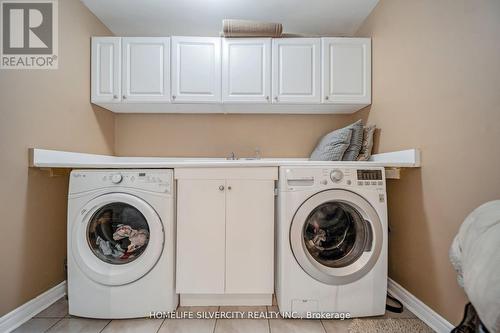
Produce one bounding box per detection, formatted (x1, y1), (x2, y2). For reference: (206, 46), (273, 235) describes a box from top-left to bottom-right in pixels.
(80, 0), (379, 37)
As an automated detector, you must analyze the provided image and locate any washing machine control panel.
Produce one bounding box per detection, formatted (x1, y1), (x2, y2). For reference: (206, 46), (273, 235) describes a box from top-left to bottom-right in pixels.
(70, 170), (172, 194)
(282, 167), (385, 190)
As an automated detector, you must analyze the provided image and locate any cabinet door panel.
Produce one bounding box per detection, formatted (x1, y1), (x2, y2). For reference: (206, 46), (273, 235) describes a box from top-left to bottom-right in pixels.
(91, 37), (121, 103)
(225, 180), (275, 294)
(272, 38), (321, 104)
(322, 38), (371, 104)
(171, 37), (221, 103)
(122, 37), (170, 102)
(222, 39), (271, 103)
(176, 179), (226, 293)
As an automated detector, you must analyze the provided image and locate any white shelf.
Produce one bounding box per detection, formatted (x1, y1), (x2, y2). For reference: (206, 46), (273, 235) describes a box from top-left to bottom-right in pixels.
(29, 148), (421, 169)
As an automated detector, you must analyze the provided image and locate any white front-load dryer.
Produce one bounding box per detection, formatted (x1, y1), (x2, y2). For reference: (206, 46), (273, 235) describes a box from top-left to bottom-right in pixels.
(67, 169), (178, 318)
(276, 166), (388, 318)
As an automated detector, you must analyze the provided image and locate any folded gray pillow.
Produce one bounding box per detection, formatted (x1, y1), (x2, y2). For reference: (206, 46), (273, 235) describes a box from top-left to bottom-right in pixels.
(342, 120), (364, 161)
(309, 126), (352, 161)
(357, 125), (376, 161)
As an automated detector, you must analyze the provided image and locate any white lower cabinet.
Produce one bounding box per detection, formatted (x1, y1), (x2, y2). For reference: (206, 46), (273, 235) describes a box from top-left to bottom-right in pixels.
(225, 179), (275, 294)
(175, 168), (277, 305)
(176, 179), (226, 294)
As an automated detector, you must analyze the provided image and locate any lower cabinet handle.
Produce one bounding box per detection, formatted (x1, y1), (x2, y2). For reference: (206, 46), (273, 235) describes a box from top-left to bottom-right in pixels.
(227, 186), (232, 190)
(219, 185), (225, 191)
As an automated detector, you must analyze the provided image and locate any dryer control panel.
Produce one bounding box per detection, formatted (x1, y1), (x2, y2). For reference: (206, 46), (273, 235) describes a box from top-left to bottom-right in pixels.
(69, 169), (172, 194)
(280, 167), (385, 191)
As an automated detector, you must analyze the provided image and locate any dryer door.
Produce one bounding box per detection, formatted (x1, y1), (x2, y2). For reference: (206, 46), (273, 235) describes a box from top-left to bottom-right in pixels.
(71, 193), (164, 286)
(290, 189), (383, 285)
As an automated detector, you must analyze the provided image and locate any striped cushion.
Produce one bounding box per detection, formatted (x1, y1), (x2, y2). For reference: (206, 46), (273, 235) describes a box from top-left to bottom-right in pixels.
(309, 127), (352, 161)
(342, 120), (364, 161)
(357, 125), (376, 161)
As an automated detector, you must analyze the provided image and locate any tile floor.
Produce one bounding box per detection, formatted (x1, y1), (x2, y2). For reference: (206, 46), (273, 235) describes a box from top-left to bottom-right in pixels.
(13, 297), (428, 333)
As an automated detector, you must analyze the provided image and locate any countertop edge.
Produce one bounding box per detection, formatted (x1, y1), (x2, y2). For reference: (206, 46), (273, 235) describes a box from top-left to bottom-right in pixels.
(29, 148), (421, 169)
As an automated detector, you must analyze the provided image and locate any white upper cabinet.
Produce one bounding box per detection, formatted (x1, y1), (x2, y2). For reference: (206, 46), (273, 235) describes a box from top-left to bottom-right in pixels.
(322, 38), (371, 104)
(91, 37), (121, 103)
(222, 39), (271, 103)
(91, 36), (372, 113)
(272, 38), (321, 104)
(171, 37), (221, 103)
(122, 37), (170, 102)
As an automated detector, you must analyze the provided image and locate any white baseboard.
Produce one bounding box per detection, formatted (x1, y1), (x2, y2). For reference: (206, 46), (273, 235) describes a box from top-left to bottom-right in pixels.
(388, 278), (454, 333)
(0, 280), (67, 333)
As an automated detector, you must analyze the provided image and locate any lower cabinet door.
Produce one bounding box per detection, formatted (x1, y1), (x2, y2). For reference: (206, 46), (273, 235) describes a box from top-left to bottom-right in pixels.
(225, 180), (275, 294)
(176, 179), (226, 293)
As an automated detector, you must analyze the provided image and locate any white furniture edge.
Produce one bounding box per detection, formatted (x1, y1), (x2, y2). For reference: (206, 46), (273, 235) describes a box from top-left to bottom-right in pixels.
(0, 281), (66, 333)
(371, 149), (421, 166)
(29, 148), (421, 169)
(92, 36), (370, 114)
(92, 102), (369, 114)
(388, 278), (454, 333)
(180, 294), (272, 307)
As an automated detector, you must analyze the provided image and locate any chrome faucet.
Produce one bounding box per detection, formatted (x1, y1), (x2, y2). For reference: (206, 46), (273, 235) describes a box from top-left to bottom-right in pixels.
(254, 147), (261, 160)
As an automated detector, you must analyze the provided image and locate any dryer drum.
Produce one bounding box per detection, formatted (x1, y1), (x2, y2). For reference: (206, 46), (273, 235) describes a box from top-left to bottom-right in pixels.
(290, 189), (383, 285)
(86, 202), (150, 265)
(303, 201), (371, 268)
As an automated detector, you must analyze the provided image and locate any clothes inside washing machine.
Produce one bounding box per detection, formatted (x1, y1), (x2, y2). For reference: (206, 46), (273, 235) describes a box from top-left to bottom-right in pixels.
(87, 202), (150, 265)
(303, 201), (371, 268)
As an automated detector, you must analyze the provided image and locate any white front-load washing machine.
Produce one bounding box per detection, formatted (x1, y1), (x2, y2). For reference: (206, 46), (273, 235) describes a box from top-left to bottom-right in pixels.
(276, 166), (387, 318)
(67, 169), (178, 319)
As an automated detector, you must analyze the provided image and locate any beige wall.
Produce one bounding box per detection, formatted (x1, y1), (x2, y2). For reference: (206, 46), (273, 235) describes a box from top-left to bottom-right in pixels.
(3, 0), (499, 325)
(115, 114), (354, 157)
(0, 0), (114, 316)
(356, 0), (500, 324)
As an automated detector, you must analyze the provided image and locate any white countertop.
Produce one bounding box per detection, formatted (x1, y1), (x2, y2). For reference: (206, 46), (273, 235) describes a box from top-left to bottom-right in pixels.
(29, 148), (421, 169)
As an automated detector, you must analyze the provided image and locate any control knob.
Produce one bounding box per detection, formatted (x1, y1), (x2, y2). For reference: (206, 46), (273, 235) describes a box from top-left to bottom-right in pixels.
(330, 169), (344, 183)
(111, 173), (123, 184)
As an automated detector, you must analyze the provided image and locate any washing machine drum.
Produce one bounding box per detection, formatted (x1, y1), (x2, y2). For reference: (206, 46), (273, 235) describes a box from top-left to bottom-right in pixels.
(71, 193), (164, 286)
(290, 189), (383, 285)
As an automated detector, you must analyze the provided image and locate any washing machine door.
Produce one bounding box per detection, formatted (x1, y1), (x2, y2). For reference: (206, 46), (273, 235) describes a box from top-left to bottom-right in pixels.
(290, 189), (383, 285)
(72, 193), (164, 286)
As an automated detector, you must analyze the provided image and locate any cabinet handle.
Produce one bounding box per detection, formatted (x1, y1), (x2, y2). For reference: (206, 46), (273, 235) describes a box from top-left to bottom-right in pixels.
(172, 95), (176, 100)
(219, 185), (225, 191)
(274, 96), (278, 102)
(122, 95), (127, 100)
(227, 186), (232, 190)
(113, 95), (118, 99)
(325, 96), (329, 100)
(265, 96), (270, 101)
